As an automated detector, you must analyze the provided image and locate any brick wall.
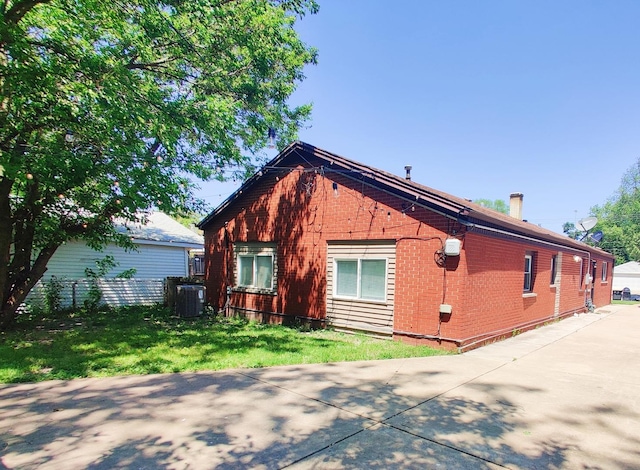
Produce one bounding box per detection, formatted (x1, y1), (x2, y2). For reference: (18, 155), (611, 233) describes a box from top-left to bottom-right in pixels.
(203, 163), (614, 349)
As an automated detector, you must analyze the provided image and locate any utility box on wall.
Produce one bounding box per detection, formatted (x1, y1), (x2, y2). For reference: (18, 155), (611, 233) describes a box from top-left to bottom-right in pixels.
(176, 285), (206, 318)
(444, 238), (461, 256)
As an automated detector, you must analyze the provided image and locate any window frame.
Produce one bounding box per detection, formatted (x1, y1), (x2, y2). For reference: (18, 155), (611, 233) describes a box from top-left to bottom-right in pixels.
(550, 254), (558, 286)
(333, 257), (387, 302)
(524, 254), (534, 292)
(234, 243), (277, 294)
(190, 255), (205, 276)
(238, 254), (273, 289)
(601, 261), (608, 282)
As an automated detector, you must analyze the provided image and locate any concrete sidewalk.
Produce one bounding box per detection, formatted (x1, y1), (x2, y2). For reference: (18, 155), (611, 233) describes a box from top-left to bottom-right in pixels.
(1, 304), (639, 469)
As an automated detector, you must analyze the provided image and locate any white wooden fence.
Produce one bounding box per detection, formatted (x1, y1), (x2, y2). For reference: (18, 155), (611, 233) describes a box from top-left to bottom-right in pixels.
(27, 278), (166, 309)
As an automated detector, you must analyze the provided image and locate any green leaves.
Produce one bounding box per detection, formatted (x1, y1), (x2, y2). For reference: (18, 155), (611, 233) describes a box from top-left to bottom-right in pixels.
(0, 0), (318, 327)
(474, 198), (509, 214)
(590, 159), (640, 262)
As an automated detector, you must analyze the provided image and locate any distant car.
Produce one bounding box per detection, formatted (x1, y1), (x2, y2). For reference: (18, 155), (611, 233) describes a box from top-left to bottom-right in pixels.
(632, 294), (640, 302)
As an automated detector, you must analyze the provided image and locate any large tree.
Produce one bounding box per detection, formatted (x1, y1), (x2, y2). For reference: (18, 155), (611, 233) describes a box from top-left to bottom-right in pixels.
(590, 160), (640, 263)
(0, 0), (318, 328)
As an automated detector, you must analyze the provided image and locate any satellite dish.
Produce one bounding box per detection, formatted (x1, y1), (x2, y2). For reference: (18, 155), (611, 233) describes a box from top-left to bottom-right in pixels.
(589, 231), (604, 244)
(578, 216), (597, 231)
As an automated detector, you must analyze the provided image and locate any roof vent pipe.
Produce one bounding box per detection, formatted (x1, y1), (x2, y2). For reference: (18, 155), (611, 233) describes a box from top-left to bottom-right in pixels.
(404, 165), (412, 181)
(509, 192), (524, 220)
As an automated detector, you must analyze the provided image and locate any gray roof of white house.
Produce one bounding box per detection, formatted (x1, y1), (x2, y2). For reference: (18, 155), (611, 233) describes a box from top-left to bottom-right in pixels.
(613, 261), (640, 274)
(118, 212), (204, 249)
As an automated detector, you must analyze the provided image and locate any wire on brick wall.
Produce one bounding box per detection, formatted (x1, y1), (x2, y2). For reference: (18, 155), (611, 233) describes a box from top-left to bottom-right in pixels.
(396, 236), (447, 338)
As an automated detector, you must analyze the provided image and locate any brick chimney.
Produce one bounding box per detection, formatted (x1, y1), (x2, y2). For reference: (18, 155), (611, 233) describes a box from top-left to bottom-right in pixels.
(509, 193), (523, 220)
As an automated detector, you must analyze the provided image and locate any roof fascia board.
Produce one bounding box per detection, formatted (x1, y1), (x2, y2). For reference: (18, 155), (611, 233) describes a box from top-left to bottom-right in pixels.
(308, 144), (467, 214)
(133, 239), (203, 249)
(463, 213), (611, 258)
(198, 141), (303, 228)
(198, 142), (613, 258)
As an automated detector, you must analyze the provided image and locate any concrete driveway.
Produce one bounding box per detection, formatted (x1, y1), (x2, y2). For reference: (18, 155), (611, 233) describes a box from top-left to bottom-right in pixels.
(1, 303), (639, 469)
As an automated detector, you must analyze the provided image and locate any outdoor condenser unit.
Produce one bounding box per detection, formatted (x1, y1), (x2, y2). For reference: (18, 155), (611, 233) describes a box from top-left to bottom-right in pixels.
(175, 285), (206, 318)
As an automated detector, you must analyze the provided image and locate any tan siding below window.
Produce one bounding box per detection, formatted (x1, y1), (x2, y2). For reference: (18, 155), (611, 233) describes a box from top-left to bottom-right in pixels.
(327, 242), (395, 335)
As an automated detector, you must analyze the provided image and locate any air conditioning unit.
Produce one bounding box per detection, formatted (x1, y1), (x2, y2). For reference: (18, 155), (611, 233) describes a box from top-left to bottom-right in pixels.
(175, 285), (206, 318)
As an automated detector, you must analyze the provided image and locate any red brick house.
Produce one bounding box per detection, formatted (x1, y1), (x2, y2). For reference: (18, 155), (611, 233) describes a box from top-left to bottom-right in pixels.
(198, 142), (614, 351)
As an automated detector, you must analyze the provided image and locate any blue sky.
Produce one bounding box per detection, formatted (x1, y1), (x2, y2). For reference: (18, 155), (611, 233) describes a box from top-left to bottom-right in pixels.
(196, 1), (640, 234)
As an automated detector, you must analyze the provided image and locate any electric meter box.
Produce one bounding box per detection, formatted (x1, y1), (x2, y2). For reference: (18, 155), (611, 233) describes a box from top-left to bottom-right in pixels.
(444, 238), (461, 256)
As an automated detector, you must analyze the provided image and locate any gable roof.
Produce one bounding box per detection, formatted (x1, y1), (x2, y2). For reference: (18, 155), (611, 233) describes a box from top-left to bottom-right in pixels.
(613, 261), (640, 274)
(199, 141), (612, 258)
(119, 212), (204, 249)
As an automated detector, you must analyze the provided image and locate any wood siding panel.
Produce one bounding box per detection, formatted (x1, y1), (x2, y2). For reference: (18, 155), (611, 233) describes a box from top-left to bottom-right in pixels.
(28, 279), (165, 309)
(26, 241), (191, 309)
(327, 242), (396, 335)
(44, 241), (190, 279)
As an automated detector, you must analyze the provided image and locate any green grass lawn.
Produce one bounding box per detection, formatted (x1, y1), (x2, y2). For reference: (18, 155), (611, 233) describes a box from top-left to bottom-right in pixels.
(0, 305), (449, 384)
(611, 300), (639, 305)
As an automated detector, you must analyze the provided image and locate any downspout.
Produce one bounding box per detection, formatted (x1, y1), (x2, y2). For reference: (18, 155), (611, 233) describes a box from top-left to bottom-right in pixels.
(584, 252), (593, 310)
(222, 222), (233, 316)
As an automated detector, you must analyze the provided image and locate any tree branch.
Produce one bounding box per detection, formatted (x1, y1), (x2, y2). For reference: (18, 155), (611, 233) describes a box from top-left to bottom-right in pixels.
(4, 0), (51, 24)
(125, 57), (177, 71)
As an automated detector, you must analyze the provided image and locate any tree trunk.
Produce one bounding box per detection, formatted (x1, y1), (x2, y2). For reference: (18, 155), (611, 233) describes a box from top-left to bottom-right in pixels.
(0, 243), (59, 330)
(0, 177), (14, 329)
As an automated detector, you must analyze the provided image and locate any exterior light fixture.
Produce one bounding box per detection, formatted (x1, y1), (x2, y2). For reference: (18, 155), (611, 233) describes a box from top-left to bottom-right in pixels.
(573, 255), (581, 262)
(332, 182), (338, 197)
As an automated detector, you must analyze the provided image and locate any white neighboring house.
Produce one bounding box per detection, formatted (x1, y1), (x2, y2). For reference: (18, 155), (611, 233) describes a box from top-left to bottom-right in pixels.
(612, 261), (640, 295)
(28, 212), (204, 308)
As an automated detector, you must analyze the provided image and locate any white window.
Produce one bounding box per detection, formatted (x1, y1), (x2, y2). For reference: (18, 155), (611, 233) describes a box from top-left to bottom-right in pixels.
(238, 254), (273, 289)
(550, 255), (558, 285)
(601, 261), (608, 281)
(335, 258), (386, 301)
(234, 243), (276, 292)
(524, 254), (533, 292)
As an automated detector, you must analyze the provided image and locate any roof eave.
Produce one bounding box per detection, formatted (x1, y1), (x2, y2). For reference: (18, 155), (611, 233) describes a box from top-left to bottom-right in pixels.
(197, 142), (614, 259)
(198, 141), (303, 229)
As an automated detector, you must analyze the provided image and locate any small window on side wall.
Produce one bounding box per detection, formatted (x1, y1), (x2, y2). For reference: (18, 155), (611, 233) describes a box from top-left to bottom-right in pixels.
(234, 243), (276, 293)
(601, 261), (608, 282)
(550, 255), (558, 285)
(524, 253), (535, 292)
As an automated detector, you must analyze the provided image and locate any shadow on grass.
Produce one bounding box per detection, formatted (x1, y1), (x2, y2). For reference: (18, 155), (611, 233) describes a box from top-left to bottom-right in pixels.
(0, 305), (410, 383)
